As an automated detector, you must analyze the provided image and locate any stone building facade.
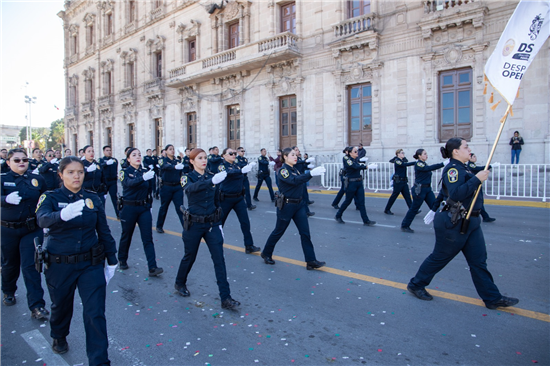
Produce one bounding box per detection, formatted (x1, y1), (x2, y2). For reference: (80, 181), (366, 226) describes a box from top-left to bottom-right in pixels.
(58, 0), (549, 163)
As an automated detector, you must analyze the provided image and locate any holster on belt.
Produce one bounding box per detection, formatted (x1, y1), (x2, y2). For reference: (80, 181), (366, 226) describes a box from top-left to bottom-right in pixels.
(274, 191), (285, 210)
(443, 198), (465, 225)
(414, 183), (421, 196)
(343, 176), (349, 190)
(181, 208), (191, 231)
(34, 236), (49, 273)
(91, 244), (105, 266)
(117, 194), (124, 211)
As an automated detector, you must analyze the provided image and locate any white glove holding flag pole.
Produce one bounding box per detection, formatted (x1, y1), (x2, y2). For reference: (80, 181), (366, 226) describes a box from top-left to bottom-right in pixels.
(269, 161), (275, 166)
(143, 170), (155, 181)
(360, 157), (369, 162)
(86, 163), (97, 173)
(309, 166), (326, 177)
(368, 163), (378, 170)
(212, 171), (227, 184)
(106, 159), (115, 165)
(307, 164), (315, 169)
(306, 157), (315, 163)
(105, 264), (117, 285)
(6, 191), (22, 205)
(175, 163), (184, 170)
(60, 200), (85, 221)
(241, 164), (253, 174)
(31, 168), (40, 175)
(424, 210), (436, 225)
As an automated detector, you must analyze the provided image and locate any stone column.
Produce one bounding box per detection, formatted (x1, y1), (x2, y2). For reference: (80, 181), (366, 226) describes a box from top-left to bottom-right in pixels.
(421, 53), (437, 144)
(471, 44), (488, 142)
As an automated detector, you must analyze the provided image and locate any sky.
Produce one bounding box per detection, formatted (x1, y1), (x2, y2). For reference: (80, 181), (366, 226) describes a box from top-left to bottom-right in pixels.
(1, 0), (65, 128)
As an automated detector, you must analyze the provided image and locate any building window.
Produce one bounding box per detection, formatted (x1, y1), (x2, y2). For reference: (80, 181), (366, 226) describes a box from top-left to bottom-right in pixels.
(70, 34), (78, 55)
(154, 52), (162, 78)
(187, 113), (197, 149)
(86, 24), (94, 46)
(129, 0), (136, 22)
(88, 131), (94, 146)
(279, 95), (297, 149)
(104, 71), (112, 95)
(85, 79), (94, 101)
(348, 0), (371, 18)
(69, 85), (77, 106)
(281, 2), (296, 34)
(106, 127), (112, 148)
(439, 68), (472, 141)
(188, 38), (196, 62)
(154, 0), (162, 9)
(154, 118), (163, 155)
(126, 62), (135, 88)
(228, 22), (239, 49)
(73, 133), (78, 153)
(128, 123), (135, 147)
(348, 83), (372, 146)
(227, 105), (240, 149)
(106, 12), (113, 35)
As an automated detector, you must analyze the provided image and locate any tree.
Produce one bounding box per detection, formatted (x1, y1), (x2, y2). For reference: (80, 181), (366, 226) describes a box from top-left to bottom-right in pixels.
(49, 118), (65, 150)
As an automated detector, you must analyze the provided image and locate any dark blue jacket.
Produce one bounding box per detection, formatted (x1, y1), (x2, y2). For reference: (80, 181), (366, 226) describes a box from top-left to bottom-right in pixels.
(28, 158), (43, 172)
(182, 156), (191, 174)
(413, 160), (444, 185)
(120, 158), (129, 169)
(343, 157), (366, 179)
(159, 157), (182, 183)
(442, 159), (483, 211)
(277, 163), (312, 199)
(99, 157), (118, 183)
(1, 170), (47, 222)
(38, 161), (60, 190)
(120, 165), (153, 206)
(143, 155), (155, 170)
(181, 170), (219, 216)
(218, 160), (244, 194)
(35, 186), (117, 263)
(207, 154), (223, 174)
(295, 157), (308, 174)
(257, 155), (270, 176)
(467, 162), (491, 174)
(82, 159), (105, 192)
(389, 157), (415, 179)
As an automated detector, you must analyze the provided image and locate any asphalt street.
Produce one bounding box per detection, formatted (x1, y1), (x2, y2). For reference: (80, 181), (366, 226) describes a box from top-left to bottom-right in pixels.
(2, 189), (549, 366)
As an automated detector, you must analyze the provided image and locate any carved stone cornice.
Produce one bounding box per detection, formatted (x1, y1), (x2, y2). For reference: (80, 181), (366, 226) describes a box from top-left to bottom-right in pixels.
(418, 3), (487, 39)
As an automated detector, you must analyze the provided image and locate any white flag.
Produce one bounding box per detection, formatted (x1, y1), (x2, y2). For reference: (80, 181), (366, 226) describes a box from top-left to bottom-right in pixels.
(484, 0), (549, 106)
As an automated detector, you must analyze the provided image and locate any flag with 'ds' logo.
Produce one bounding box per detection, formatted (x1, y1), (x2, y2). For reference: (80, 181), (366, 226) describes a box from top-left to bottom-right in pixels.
(484, 0), (549, 106)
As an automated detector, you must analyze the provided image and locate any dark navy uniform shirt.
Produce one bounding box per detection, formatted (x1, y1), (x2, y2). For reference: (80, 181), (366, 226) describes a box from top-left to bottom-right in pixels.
(295, 157), (308, 174)
(343, 157), (366, 179)
(159, 157), (182, 183)
(99, 157), (118, 182)
(182, 156), (191, 174)
(442, 159), (483, 211)
(207, 154), (223, 174)
(1, 170), (47, 222)
(121, 158), (129, 170)
(1, 159), (9, 173)
(36, 186), (117, 262)
(389, 157), (415, 179)
(467, 162), (491, 174)
(143, 155), (155, 170)
(82, 159), (104, 191)
(257, 156), (271, 175)
(413, 160), (444, 185)
(28, 158), (43, 172)
(236, 155), (249, 176)
(218, 160), (244, 194)
(38, 161), (60, 190)
(181, 170), (219, 216)
(120, 165), (152, 206)
(277, 163), (312, 199)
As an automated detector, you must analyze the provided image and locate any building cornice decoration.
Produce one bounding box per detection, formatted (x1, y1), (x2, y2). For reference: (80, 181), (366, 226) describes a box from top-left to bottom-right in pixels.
(146, 35), (166, 54)
(418, 3), (487, 39)
(120, 48), (138, 64)
(332, 32), (379, 62)
(83, 12), (96, 25)
(68, 74), (79, 86)
(149, 95), (166, 119)
(69, 23), (79, 35)
(81, 67), (95, 80)
(100, 58), (114, 72)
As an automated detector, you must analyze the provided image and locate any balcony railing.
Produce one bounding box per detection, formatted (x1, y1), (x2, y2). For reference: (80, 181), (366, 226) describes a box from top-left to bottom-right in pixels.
(258, 32), (299, 52)
(202, 49), (236, 68)
(333, 13), (375, 38)
(170, 65), (186, 78)
(424, 0), (474, 13)
(150, 7), (163, 20)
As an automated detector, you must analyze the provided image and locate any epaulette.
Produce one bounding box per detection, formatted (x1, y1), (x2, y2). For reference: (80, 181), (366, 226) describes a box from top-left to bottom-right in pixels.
(84, 189), (97, 194)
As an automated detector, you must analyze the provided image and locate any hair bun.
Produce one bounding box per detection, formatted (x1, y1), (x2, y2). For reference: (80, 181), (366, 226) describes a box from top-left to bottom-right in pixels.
(440, 146), (448, 159)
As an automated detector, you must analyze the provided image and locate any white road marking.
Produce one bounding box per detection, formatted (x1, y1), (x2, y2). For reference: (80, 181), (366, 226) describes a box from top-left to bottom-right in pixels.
(21, 329), (70, 366)
(265, 211), (396, 228)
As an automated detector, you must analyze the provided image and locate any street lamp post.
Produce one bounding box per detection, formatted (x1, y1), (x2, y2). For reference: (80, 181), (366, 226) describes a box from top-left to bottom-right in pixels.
(24, 95), (37, 155)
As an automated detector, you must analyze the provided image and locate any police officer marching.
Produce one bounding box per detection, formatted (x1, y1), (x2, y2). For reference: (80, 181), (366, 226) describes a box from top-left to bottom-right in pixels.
(1, 148), (49, 319)
(218, 147), (260, 254)
(292, 146), (315, 216)
(407, 138), (519, 310)
(175, 148), (241, 309)
(156, 144), (185, 233)
(81, 145), (107, 206)
(143, 149), (158, 199)
(400, 149), (445, 233)
(384, 149), (415, 215)
(332, 147), (353, 210)
(39, 149), (61, 190)
(99, 145), (119, 219)
(253, 148), (276, 202)
(1, 148), (9, 173)
(236, 147), (256, 210)
(207, 146), (223, 173)
(468, 153), (497, 223)
(261, 148), (326, 270)
(118, 148), (163, 276)
(28, 148), (44, 173)
(120, 147), (132, 169)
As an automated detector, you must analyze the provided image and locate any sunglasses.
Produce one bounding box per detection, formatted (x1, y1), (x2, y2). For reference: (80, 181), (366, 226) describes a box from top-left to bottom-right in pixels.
(12, 158), (29, 163)
(239, 150), (245, 153)
(227, 152), (236, 156)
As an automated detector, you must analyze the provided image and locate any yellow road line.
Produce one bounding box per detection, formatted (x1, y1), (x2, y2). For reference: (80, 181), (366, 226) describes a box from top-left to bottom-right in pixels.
(106, 216), (550, 323)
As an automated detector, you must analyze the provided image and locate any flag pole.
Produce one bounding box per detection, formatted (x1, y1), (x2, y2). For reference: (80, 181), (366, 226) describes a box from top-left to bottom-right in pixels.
(460, 104), (511, 234)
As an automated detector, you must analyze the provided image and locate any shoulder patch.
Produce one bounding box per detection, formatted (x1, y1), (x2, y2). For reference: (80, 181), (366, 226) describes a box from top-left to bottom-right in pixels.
(35, 194), (47, 212)
(280, 169), (289, 179)
(447, 168), (459, 183)
(159, 159), (164, 166)
(218, 165), (226, 172)
(416, 162), (425, 168)
(396, 160), (402, 165)
(119, 171), (124, 181)
(346, 159), (353, 166)
(181, 175), (188, 187)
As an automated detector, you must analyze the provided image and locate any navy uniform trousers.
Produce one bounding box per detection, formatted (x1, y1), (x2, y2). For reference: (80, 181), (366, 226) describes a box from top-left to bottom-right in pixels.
(263, 201), (316, 262)
(331, 175), (360, 209)
(118, 206), (157, 270)
(243, 175), (253, 208)
(220, 196), (254, 247)
(156, 184), (184, 229)
(401, 186), (435, 228)
(336, 181), (372, 223)
(409, 213), (502, 305)
(253, 174), (275, 200)
(1, 227), (45, 310)
(105, 180), (119, 217)
(175, 223), (231, 302)
(45, 261), (109, 366)
(384, 181), (413, 212)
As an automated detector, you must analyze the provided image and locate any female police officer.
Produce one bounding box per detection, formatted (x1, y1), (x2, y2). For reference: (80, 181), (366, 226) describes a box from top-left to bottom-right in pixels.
(407, 138), (519, 310)
(156, 144), (185, 233)
(400, 149), (445, 233)
(261, 148), (326, 270)
(218, 147), (260, 254)
(334, 146), (376, 226)
(1, 148), (49, 319)
(175, 148), (241, 309)
(81, 145), (107, 206)
(39, 149), (61, 190)
(36, 156), (118, 364)
(384, 149), (415, 215)
(331, 147), (352, 210)
(118, 148), (163, 276)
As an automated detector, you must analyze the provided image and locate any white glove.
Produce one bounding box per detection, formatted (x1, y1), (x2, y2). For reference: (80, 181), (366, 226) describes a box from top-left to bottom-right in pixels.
(60, 199), (85, 221)
(143, 170), (155, 181)
(269, 161), (275, 166)
(148, 165), (154, 170)
(175, 163), (184, 170)
(368, 163), (378, 170)
(50, 158), (58, 164)
(492, 162), (500, 167)
(241, 164), (253, 174)
(104, 194), (108, 200)
(31, 168), (40, 175)
(156, 164), (160, 168)
(306, 157), (315, 163)
(248, 162), (257, 167)
(6, 191), (22, 205)
(105, 264), (117, 285)
(307, 164), (315, 169)
(80, 156), (86, 160)
(309, 166), (326, 177)
(360, 157), (369, 162)
(106, 159), (115, 165)
(0, 159), (5, 165)
(424, 210), (436, 225)
(212, 171), (227, 184)
(443, 158), (450, 166)
(86, 163), (97, 172)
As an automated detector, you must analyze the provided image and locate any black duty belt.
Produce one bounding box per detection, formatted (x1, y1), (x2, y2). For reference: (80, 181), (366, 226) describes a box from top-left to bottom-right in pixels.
(393, 176), (408, 182)
(124, 199), (148, 206)
(222, 191), (243, 198)
(50, 252), (92, 264)
(284, 197), (302, 204)
(189, 213), (218, 223)
(1, 218), (36, 230)
(349, 177), (363, 182)
(163, 181), (179, 187)
(469, 210), (481, 217)
(420, 184), (431, 187)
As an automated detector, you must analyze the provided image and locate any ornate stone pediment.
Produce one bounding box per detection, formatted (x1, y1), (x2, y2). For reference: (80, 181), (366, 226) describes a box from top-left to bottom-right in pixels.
(82, 67), (95, 80)
(209, 0), (250, 19)
(83, 12), (95, 25)
(68, 74), (79, 86)
(100, 59), (114, 72)
(69, 23), (79, 35)
(148, 95), (165, 118)
(418, 2), (487, 39)
(332, 32), (379, 61)
(177, 19), (201, 41)
(120, 48), (138, 64)
(146, 35), (166, 54)
(122, 103), (136, 124)
(267, 59), (300, 80)
(178, 85), (199, 110)
(267, 76), (304, 98)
